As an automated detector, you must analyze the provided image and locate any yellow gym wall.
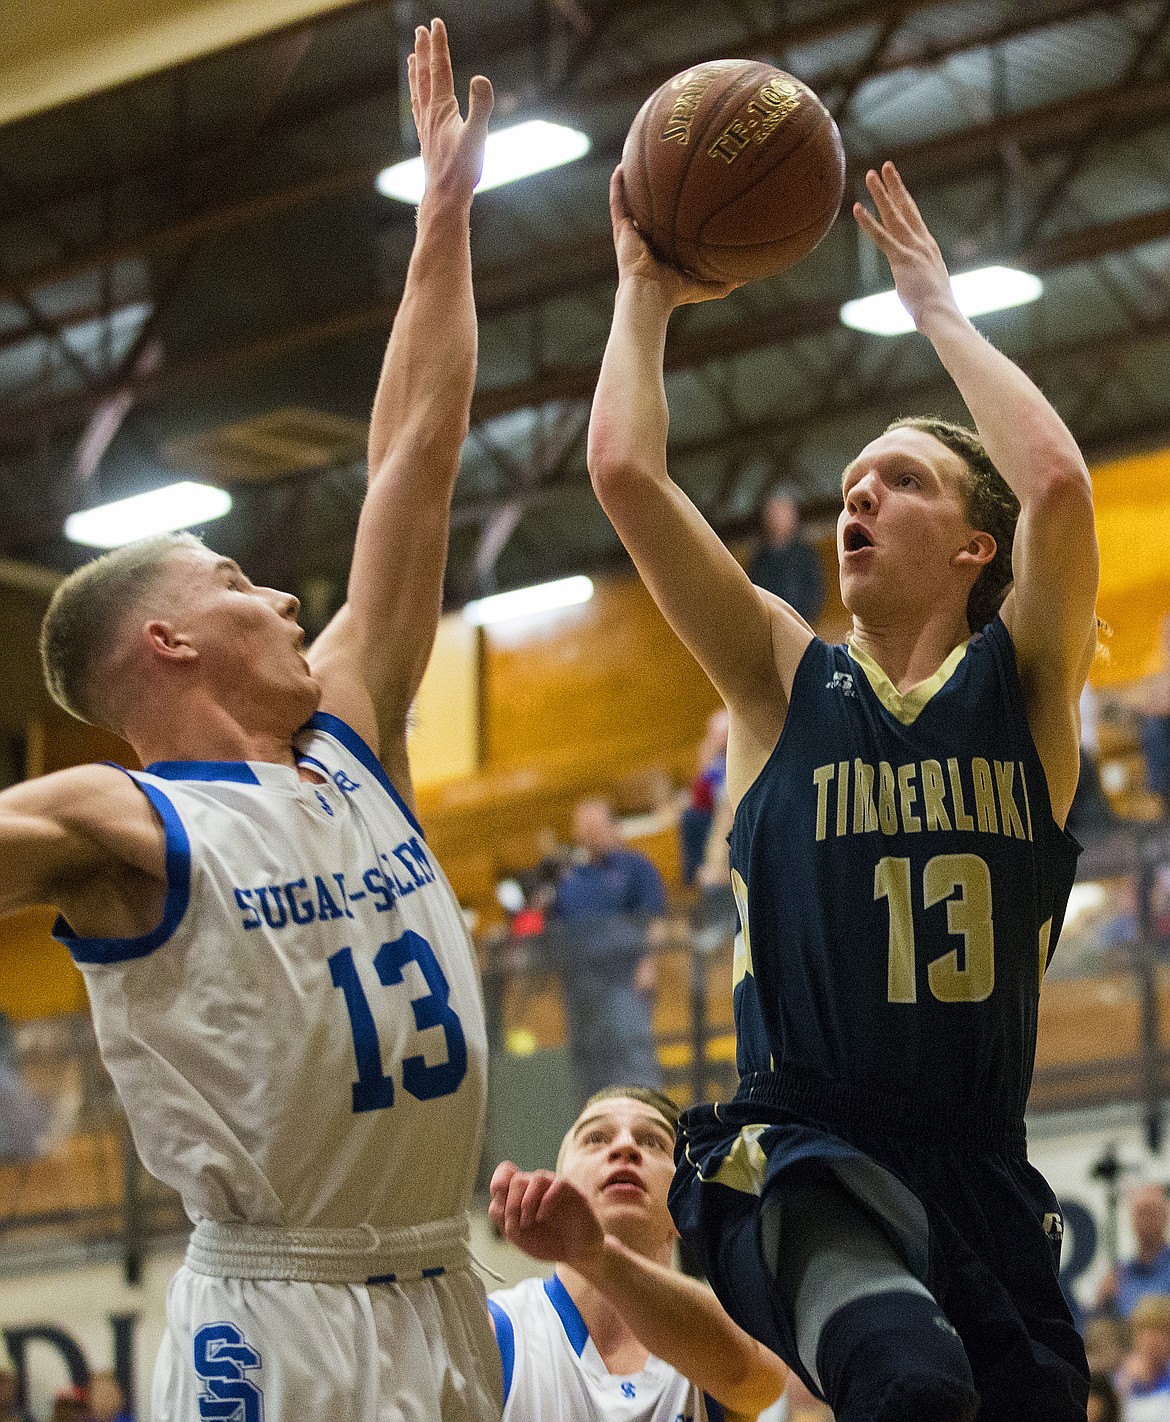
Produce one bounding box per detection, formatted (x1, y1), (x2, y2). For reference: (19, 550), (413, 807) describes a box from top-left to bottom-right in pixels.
(0, 0), (370, 127)
(2, 448), (1169, 1019)
(1088, 447), (1170, 687)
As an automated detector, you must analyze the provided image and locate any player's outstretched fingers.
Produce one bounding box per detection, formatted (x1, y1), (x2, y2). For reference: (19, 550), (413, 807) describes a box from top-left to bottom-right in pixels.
(864, 166), (902, 234)
(413, 25), (432, 115)
(428, 17), (455, 103)
(406, 53), (421, 132)
(852, 196), (887, 248)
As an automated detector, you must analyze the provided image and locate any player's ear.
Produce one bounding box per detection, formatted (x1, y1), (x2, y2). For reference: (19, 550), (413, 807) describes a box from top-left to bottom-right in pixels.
(953, 531), (996, 572)
(144, 619), (197, 662)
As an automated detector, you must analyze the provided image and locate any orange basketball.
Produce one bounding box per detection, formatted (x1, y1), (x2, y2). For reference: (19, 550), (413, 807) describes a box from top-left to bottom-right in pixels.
(621, 60), (846, 284)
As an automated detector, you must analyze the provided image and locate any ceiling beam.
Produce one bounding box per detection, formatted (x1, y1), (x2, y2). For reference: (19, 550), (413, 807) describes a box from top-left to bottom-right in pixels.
(447, 313), (1170, 531)
(0, 0), (1144, 306)
(6, 127), (1170, 447)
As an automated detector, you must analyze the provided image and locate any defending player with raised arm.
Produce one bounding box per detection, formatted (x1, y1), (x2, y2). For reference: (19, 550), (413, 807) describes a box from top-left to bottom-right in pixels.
(487, 1089), (788, 1422)
(0, 20), (501, 1422)
(588, 162), (1098, 1421)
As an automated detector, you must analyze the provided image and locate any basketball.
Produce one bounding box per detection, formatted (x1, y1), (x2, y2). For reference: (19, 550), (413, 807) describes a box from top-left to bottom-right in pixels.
(621, 59), (846, 285)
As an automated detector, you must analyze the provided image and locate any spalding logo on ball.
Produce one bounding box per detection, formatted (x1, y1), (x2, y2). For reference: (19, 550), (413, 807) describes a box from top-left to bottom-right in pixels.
(622, 59), (846, 284)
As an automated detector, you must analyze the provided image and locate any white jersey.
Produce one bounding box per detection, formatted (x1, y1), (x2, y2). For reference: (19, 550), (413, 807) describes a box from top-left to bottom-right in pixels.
(56, 712), (488, 1231)
(488, 1274), (724, 1422)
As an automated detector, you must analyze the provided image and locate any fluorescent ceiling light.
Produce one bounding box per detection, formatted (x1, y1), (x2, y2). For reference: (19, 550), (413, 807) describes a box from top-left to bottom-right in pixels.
(840, 265), (1043, 336)
(65, 481), (232, 549)
(463, 575), (593, 626)
(376, 119), (590, 204)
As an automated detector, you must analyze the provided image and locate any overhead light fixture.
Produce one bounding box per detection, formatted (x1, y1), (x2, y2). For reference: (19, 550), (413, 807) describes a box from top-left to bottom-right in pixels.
(65, 481), (233, 549)
(376, 119), (591, 204)
(840, 265), (1043, 336)
(463, 575), (594, 626)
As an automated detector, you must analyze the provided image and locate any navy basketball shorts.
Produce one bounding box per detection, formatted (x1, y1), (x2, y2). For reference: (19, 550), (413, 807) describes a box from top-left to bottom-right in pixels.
(670, 1075), (1089, 1421)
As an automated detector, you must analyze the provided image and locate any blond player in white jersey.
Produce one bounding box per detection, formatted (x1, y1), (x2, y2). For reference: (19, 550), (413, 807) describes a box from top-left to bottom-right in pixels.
(489, 1088), (789, 1422)
(0, 20), (499, 1421)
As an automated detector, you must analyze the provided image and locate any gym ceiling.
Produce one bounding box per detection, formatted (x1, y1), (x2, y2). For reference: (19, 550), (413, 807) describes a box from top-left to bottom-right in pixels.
(1, 0), (1168, 638)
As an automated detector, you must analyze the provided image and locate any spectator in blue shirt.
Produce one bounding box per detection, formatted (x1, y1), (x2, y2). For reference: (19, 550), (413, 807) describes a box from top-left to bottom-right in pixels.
(550, 799), (668, 1108)
(1100, 1185), (1170, 1319)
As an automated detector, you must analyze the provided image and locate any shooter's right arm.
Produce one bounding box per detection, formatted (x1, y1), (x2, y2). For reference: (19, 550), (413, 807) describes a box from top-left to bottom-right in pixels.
(0, 767), (164, 921)
(587, 173), (811, 799)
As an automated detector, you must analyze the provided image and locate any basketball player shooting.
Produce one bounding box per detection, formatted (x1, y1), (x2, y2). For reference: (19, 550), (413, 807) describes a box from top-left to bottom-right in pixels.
(587, 162), (1098, 1420)
(0, 20), (500, 1422)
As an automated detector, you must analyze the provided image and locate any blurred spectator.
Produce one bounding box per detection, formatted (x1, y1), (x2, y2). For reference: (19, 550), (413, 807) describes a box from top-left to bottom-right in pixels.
(0, 1010), (51, 1162)
(549, 799), (667, 1107)
(87, 1371), (132, 1422)
(1088, 1371), (1122, 1422)
(50, 1387), (88, 1422)
(1069, 684), (1130, 847)
(1099, 1185), (1170, 1318)
(691, 789), (739, 949)
(747, 487), (825, 624)
(517, 828), (567, 915)
(1117, 1293), (1170, 1419)
(1135, 614), (1170, 818)
(680, 709), (728, 886)
(1087, 1316), (1133, 1377)
(0, 1368), (31, 1422)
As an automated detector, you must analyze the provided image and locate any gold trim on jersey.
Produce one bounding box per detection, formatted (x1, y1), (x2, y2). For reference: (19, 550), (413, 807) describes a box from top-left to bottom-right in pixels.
(709, 1123), (770, 1196)
(847, 636), (972, 726)
(730, 868), (754, 988)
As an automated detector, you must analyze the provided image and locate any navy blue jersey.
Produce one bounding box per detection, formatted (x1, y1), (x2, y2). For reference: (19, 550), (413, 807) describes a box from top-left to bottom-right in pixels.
(729, 616), (1080, 1128)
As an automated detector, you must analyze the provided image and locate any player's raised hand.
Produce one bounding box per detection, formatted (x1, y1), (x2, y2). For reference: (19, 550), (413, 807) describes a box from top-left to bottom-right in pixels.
(407, 18), (493, 207)
(609, 168), (739, 309)
(853, 161), (957, 331)
(489, 1161), (605, 1268)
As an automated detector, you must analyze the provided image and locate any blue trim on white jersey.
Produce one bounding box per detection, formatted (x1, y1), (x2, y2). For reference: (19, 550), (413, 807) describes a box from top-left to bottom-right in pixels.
(544, 1273), (589, 1358)
(704, 1392), (725, 1421)
(144, 760), (261, 784)
(306, 711), (425, 839)
(487, 1299), (516, 1404)
(54, 775), (192, 965)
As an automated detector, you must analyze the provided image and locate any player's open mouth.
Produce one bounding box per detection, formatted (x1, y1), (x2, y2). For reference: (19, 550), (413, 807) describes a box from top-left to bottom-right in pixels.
(602, 1170), (645, 1194)
(842, 522), (874, 553)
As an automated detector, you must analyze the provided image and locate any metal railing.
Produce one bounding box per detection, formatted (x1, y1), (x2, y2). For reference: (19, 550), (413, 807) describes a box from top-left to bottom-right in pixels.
(2, 822), (1167, 1277)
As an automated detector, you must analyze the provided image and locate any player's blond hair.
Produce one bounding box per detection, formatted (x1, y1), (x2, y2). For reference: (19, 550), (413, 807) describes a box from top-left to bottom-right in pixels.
(40, 532), (204, 729)
(556, 1085), (680, 1172)
(886, 416), (1019, 634)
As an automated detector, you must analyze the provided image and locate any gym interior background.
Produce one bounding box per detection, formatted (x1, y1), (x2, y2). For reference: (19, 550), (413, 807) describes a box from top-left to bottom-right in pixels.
(1, 0), (1170, 1415)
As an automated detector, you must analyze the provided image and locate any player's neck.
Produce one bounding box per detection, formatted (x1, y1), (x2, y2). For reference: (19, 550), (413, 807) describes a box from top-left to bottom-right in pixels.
(127, 694), (303, 771)
(557, 1266), (652, 1375)
(849, 609), (972, 693)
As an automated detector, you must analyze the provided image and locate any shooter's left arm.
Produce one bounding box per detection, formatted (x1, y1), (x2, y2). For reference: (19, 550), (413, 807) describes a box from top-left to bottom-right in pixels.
(856, 163), (1098, 818)
(310, 20), (491, 803)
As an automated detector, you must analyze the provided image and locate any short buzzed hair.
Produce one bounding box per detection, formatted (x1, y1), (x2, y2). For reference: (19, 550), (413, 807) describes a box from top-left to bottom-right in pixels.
(40, 532), (203, 728)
